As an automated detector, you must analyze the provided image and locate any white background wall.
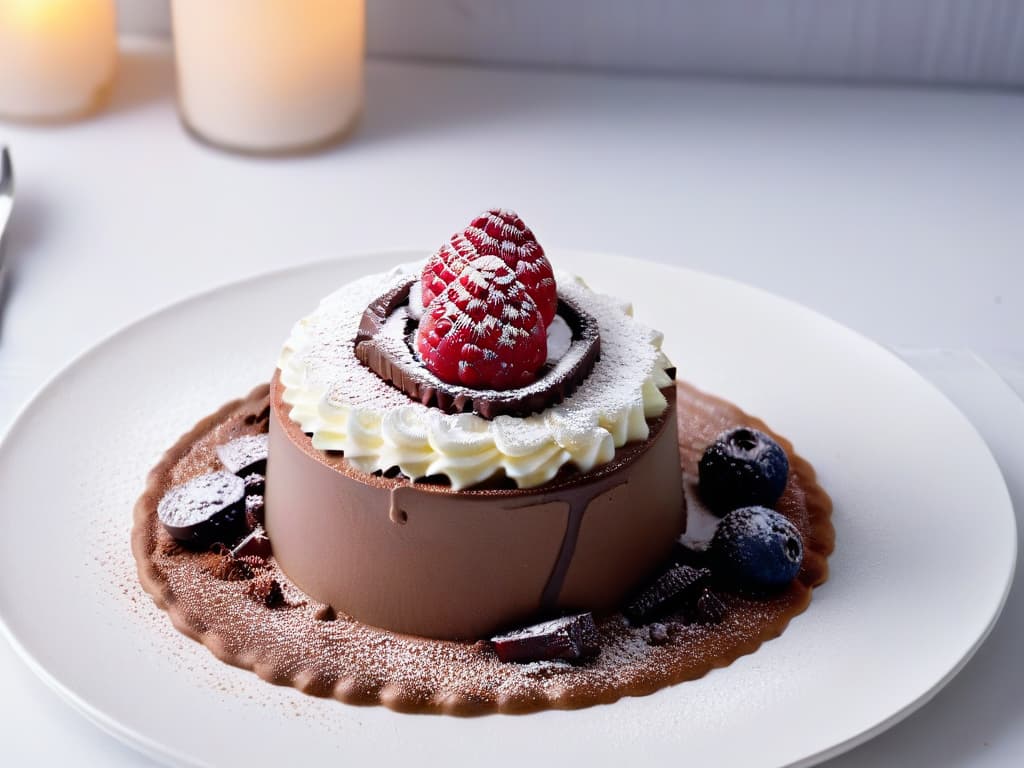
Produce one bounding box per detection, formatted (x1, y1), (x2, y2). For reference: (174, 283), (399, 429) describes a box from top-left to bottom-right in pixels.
(118, 0), (1024, 86)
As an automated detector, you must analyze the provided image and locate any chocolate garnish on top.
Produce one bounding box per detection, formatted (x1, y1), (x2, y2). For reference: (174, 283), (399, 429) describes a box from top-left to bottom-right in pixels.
(354, 278), (602, 419)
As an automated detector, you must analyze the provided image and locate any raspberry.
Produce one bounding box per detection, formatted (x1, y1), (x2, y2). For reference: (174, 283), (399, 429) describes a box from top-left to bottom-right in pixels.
(420, 231), (477, 309)
(416, 254), (548, 390)
(420, 210), (558, 325)
(465, 209), (558, 325)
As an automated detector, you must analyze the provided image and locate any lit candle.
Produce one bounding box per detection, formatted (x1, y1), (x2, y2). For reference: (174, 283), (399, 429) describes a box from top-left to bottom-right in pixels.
(172, 0), (365, 154)
(0, 0), (117, 121)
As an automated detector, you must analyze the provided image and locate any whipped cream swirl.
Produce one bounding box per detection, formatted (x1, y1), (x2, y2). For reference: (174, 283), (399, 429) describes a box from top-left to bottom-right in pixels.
(277, 263), (674, 490)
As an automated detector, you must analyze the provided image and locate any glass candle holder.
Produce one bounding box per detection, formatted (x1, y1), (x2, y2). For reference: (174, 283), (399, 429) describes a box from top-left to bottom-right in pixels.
(172, 0), (365, 155)
(0, 0), (117, 122)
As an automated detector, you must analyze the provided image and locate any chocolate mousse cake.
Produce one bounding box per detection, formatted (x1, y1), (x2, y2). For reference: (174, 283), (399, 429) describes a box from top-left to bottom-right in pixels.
(267, 213), (682, 639)
(132, 209), (834, 715)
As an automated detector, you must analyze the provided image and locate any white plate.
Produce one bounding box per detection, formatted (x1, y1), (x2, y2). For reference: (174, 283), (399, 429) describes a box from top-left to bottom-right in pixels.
(0, 251), (1015, 768)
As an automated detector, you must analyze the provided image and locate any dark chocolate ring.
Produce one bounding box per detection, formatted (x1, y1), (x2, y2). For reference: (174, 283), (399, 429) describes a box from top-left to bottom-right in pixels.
(354, 278), (601, 419)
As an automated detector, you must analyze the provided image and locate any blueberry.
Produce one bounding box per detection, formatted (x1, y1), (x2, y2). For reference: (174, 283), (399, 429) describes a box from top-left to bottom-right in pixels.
(698, 427), (789, 514)
(710, 506), (803, 590)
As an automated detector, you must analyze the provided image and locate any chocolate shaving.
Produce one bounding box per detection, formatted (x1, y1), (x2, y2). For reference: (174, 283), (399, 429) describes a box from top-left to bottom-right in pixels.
(354, 279), (602, 419)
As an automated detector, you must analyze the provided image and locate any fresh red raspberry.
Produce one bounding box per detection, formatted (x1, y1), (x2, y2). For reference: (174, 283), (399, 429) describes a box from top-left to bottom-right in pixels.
(416, 254), (548, 390)
(465, 209), (558, 325)
(420, 231), (476, 309)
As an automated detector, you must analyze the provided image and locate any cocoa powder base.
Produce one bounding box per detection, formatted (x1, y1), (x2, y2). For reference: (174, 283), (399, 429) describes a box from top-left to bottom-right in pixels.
(132, 381), (834, 716)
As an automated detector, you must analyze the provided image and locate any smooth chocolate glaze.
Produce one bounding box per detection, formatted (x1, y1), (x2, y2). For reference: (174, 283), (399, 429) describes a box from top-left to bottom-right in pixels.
(132, 380), (834, 716)
(265, 372), (684, 640)
(354, 278), (602, 418)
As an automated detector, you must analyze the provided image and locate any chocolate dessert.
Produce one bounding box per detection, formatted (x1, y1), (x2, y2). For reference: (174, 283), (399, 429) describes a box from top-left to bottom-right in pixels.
(132, 209), (834, 714)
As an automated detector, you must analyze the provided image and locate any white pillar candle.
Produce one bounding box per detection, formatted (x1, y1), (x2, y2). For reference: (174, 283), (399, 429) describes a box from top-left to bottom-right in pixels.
(172, 0), (365, 154)
(0, 0), (117, 121)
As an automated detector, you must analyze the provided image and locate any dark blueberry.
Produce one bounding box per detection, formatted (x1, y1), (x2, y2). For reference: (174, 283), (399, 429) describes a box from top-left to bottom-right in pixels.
(710, 506), (804, 590)
(698, 427), (789, 514)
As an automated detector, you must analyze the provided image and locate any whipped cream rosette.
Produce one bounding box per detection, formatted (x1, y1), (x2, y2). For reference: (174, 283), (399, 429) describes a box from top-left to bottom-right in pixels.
(277, 263), (675, 489)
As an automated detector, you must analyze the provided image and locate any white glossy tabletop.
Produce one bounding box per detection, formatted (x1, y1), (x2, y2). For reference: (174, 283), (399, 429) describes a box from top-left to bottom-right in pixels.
(1, 41), (1022, 766)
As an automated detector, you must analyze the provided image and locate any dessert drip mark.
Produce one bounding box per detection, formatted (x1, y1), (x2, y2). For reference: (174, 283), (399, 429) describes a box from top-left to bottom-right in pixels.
(530, 477), (630, 610)
(388, 487), (410, 525)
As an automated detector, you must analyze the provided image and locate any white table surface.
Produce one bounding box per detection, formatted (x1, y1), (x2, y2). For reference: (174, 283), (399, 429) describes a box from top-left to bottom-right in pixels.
(1, 40), (1022, 766)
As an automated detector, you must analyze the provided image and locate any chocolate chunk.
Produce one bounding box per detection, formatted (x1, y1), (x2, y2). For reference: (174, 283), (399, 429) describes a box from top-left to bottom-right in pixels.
(216, 434), (269, 477)
(157, 471), (248, 550)
(491, 613), (600, 663)
(624, 565), (712, 625)
(695, 588), (728, 625)
(231, 525), (272, 559)
(355, 279), (606, 419)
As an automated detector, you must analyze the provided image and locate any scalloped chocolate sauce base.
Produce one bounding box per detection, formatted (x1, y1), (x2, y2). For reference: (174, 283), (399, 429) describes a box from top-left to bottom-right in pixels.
(132, 381), (834, 716)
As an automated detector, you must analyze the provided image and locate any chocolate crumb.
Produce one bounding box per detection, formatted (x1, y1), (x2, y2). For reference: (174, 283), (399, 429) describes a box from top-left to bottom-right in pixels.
(246, 574), (284, 607)
(314, 604), (336, 622)
(648, 623), (671, 646)
(208, 553), (253, 581)
(695, 588), (728, 624)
